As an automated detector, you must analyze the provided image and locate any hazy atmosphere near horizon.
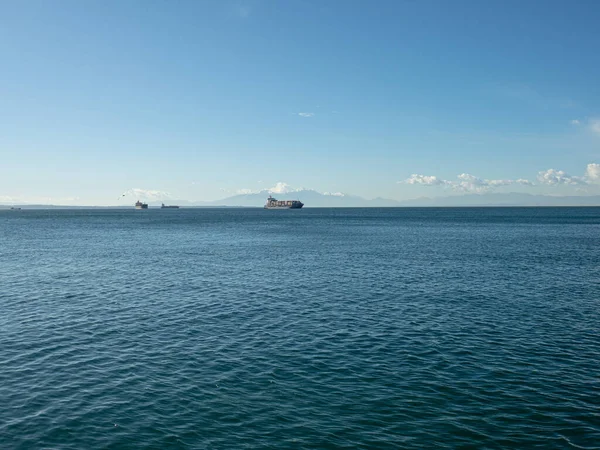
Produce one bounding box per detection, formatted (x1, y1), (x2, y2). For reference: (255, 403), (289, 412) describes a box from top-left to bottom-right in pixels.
(1, 0), (599, 206)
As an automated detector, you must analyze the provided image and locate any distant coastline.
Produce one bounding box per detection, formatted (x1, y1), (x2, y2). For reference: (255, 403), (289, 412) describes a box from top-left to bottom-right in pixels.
(2, 191), (600, 209)
(0, 205), (246, 210)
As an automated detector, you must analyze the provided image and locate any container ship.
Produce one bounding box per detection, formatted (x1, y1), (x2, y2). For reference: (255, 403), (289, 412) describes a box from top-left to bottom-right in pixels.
(264, 196), (304, 209)
(161, 203), (179, 209)
(135, 200), (148, 209)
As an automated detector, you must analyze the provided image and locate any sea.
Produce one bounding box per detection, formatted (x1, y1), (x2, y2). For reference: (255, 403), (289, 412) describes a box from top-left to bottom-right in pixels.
(1, 207), (599, 449)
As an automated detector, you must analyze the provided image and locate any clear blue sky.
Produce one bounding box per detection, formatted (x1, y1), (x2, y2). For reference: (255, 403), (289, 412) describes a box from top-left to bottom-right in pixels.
(1, 0), (599, 204)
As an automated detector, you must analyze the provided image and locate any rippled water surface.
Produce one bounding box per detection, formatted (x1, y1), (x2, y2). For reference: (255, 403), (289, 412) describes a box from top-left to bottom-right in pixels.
(1, 207), (599, 449)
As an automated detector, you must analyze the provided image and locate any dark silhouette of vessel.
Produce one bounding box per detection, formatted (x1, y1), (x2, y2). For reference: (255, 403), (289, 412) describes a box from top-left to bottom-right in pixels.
(135, 200), (148, 209)
(161, 203), (179, 209)
(264, 196), (304, 209)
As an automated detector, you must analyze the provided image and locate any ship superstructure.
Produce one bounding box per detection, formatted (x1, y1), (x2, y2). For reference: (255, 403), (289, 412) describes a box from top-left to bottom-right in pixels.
(264, 196), (304, 209)
(135, 200), (148, 209)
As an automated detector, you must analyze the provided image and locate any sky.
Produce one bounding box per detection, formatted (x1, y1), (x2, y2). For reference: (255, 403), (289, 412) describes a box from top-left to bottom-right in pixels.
(1, 0), (599, 205)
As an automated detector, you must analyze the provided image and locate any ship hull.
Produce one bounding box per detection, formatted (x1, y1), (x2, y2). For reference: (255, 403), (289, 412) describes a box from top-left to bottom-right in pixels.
(264, 196), (304, 209)
(264, 205), (303, 209)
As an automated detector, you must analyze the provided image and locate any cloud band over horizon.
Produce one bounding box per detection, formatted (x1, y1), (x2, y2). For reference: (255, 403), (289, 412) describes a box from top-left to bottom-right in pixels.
(401, 163), (600, 193)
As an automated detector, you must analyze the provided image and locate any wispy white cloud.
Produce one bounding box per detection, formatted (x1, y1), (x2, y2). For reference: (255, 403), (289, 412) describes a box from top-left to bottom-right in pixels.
(585, 163), (600, 183)
(589, 118), (600, 135)
(267, 182), (299, 194)
(123, 188), (171, 201)
(536, 169), (586, 186)
(486, 179), (513, 187)
(298, 112), (314, 118)
(569, 118), (600, 135)
(230, 183), (347, 198)
(233, 182), (302, 196)
(455, 173), (489, 192)
(404, 174), (449, 186)
(402, 173), (531, 193)
(402, 163), (600, 192)
(516, 179), (535, 186)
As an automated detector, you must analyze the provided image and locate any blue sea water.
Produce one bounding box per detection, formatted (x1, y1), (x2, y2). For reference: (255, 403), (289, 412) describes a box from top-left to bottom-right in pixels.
(1, 207), (599, 449)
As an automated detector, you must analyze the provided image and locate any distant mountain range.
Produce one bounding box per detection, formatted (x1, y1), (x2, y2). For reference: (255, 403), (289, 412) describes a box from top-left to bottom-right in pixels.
(2, 190), (600, 208)
(200, 190), (600, 207)
(207, 190), (402, 207)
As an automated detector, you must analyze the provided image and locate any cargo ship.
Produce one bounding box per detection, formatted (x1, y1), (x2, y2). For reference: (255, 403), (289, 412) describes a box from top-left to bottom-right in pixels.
(264, 196), (304, 209)
(135, 200), (148, 209)
(161, 203), (179, 209)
